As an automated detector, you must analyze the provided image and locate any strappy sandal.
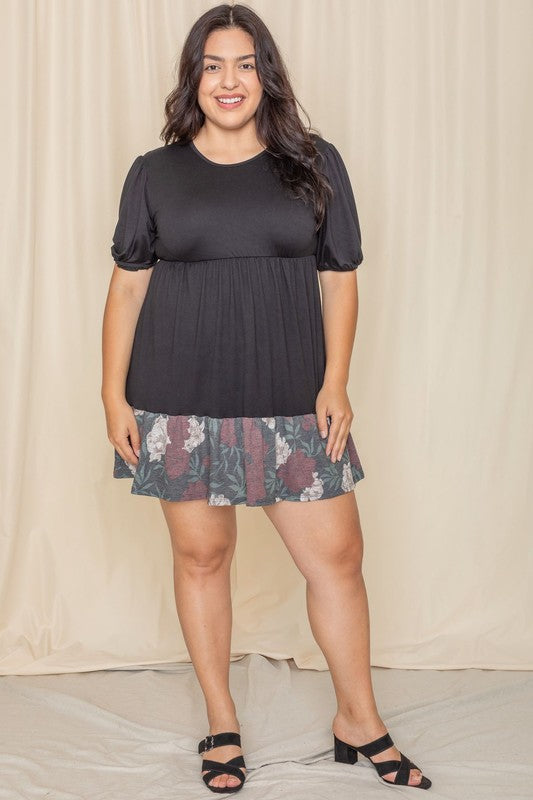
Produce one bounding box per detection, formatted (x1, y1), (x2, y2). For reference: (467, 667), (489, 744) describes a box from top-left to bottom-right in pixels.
(334, 731), (432, 789)
(198, 731), (247, 793)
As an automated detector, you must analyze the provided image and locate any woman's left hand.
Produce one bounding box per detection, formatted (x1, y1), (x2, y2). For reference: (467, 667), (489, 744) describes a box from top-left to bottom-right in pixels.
(315, 381), (354, 463)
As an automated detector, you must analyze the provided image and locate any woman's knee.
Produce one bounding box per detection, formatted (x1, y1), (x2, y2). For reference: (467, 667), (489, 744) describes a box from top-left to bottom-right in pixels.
(171, 533), (237, 576)
(302, 532), (363, 584)
(160, 498), (237, 571)
(322, 536), (363, 577)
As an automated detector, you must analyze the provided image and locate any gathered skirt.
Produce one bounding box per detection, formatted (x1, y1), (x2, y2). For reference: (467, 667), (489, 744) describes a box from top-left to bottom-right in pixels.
(113, 408), (364, 506)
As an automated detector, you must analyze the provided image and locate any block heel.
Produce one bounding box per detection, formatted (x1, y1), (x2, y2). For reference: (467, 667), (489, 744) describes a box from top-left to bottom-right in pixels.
(334, 734), (358, 764)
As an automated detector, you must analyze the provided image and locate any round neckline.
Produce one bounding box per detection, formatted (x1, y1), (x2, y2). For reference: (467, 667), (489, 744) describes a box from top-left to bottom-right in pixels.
(189, 139), (268, 167)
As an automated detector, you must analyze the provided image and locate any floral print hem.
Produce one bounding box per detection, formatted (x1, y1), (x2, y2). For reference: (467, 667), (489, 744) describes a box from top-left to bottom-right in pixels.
(113, 409), (365, 506)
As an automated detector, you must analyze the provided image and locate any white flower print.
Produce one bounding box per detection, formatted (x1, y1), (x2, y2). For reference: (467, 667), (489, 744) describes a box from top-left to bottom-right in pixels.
(300, 472), (325, 501)
(127, 461), (137, 476)
(275, 432), (291, 468)
(146, 414), (171, 462)
(183, 416), (206, 453)
(342, 462), (356, 492)
(261, 417), (276, 429)
(133, 408), (144, 417)
(209, 493), (231, 505)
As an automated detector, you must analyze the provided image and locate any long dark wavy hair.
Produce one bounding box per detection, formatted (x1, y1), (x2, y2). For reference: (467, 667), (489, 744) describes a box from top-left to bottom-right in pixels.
(160, 3), (333, 230)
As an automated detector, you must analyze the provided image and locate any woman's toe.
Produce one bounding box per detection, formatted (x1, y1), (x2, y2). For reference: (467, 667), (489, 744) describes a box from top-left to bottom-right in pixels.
(410, 768), (423, 785)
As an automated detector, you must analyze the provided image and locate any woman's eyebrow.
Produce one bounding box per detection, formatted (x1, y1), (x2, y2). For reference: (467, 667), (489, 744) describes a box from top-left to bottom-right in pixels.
(203, 54), (256, 62)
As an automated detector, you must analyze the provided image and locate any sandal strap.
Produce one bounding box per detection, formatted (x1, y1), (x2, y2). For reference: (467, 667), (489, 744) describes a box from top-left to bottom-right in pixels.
(375, 751), (417, 785)
(202, 755), (246, 769)
(356, 731), (394, 758)
(198, 731), (241, 753)
(396, 752), (412, 784)
(373, 758), (403, 777)
(201, 757), (246, 783)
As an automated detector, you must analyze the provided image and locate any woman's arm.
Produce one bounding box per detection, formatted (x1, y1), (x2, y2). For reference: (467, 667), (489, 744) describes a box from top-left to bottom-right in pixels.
(101, 264), (153, 463)
(101, 264), (152, 401)
(316, 269), (359, 462)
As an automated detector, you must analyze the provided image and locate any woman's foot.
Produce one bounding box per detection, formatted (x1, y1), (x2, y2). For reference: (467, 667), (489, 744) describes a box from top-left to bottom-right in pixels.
(201, 720), (246, 790)
(332, 712), (424, 786)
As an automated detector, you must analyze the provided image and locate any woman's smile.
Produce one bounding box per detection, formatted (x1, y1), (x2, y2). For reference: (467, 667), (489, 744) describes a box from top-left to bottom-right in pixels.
(215, 94), (245, 109)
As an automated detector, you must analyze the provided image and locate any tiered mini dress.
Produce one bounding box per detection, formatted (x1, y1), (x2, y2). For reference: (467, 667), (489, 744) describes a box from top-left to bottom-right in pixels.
(110, 134), (365, 505)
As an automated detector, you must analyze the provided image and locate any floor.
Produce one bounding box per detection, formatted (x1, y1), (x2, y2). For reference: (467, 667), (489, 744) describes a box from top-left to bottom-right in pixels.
(1, 652), (531, 799)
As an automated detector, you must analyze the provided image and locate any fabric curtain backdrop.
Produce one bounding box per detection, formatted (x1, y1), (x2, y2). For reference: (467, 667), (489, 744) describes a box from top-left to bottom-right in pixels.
(1, 0), (531, 675)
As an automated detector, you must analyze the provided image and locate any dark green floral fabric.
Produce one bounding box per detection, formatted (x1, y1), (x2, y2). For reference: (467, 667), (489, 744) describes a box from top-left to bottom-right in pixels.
(114, 409), (364, 506)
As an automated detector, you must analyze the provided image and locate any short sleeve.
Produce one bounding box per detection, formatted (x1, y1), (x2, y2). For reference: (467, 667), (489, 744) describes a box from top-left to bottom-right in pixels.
(316, 142), (364, 271)
(110, 154), (158, 270)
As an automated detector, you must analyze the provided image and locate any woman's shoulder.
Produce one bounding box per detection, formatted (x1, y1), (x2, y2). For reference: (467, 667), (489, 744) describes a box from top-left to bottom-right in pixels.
(310, 134), (352, 178)
(140, 141), (191, 169)
(310, 132), (333, 156)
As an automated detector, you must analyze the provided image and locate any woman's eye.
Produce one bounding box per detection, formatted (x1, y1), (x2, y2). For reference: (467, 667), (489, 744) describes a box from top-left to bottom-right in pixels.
(204, 63), (255, 71)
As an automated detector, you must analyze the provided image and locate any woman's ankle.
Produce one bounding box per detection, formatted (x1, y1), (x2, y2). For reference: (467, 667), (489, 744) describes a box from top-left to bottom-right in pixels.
(333, 708), (386, 733)
(206, 705), (240, 731)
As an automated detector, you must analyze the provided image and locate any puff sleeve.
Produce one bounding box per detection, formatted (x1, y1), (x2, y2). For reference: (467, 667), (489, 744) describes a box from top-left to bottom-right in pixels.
(110, 154), (158, 270)
(316, 142), (364, 271)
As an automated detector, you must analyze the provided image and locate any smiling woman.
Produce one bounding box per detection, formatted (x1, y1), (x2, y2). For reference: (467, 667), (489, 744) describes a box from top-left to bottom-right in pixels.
(102, 2), (430, 796)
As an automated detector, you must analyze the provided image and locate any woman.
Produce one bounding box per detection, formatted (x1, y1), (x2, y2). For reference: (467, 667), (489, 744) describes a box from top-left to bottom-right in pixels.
(101, 2), (431, 794)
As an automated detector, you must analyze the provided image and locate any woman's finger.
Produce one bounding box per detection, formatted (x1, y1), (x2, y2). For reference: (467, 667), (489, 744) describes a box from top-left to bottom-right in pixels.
(331, 423), (349, 462)
(111, 432), (139, 466)
(316, 410), (330, 439)
(325, 412), (346, 460)
(128, 421), (141, 458)
(328, 414), (354, 462)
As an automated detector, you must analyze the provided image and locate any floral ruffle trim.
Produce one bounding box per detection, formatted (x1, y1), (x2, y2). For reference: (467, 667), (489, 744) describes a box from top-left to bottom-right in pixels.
(113, 409), (364, 506)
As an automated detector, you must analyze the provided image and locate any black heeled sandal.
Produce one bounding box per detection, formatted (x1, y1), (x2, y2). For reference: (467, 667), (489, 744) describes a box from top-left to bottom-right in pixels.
(334, 731), (432, 789)
(198, 731), (247, 793)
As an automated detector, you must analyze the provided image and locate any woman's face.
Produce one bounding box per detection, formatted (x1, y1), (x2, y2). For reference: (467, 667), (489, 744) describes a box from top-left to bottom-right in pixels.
(197, 27), (263, 132)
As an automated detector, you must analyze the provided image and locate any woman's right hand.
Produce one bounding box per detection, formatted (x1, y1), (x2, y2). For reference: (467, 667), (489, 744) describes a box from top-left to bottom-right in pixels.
(102, 396), (141, 466)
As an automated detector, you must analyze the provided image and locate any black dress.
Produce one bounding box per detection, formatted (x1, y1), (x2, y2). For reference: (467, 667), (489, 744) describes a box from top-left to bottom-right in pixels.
(111, 134), (365, 505)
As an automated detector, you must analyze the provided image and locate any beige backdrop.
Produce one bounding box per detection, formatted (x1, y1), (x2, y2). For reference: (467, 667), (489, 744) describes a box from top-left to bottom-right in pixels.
(1, 0), (531, 675)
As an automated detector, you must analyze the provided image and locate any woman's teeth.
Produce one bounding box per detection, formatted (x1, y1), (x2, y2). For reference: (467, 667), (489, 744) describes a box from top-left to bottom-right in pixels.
(216, 96), (244, 106)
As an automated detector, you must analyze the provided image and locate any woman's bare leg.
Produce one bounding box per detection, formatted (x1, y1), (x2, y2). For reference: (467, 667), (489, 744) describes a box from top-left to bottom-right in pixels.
(160, 497), (245, 790)
(261, 491), (423, 786)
